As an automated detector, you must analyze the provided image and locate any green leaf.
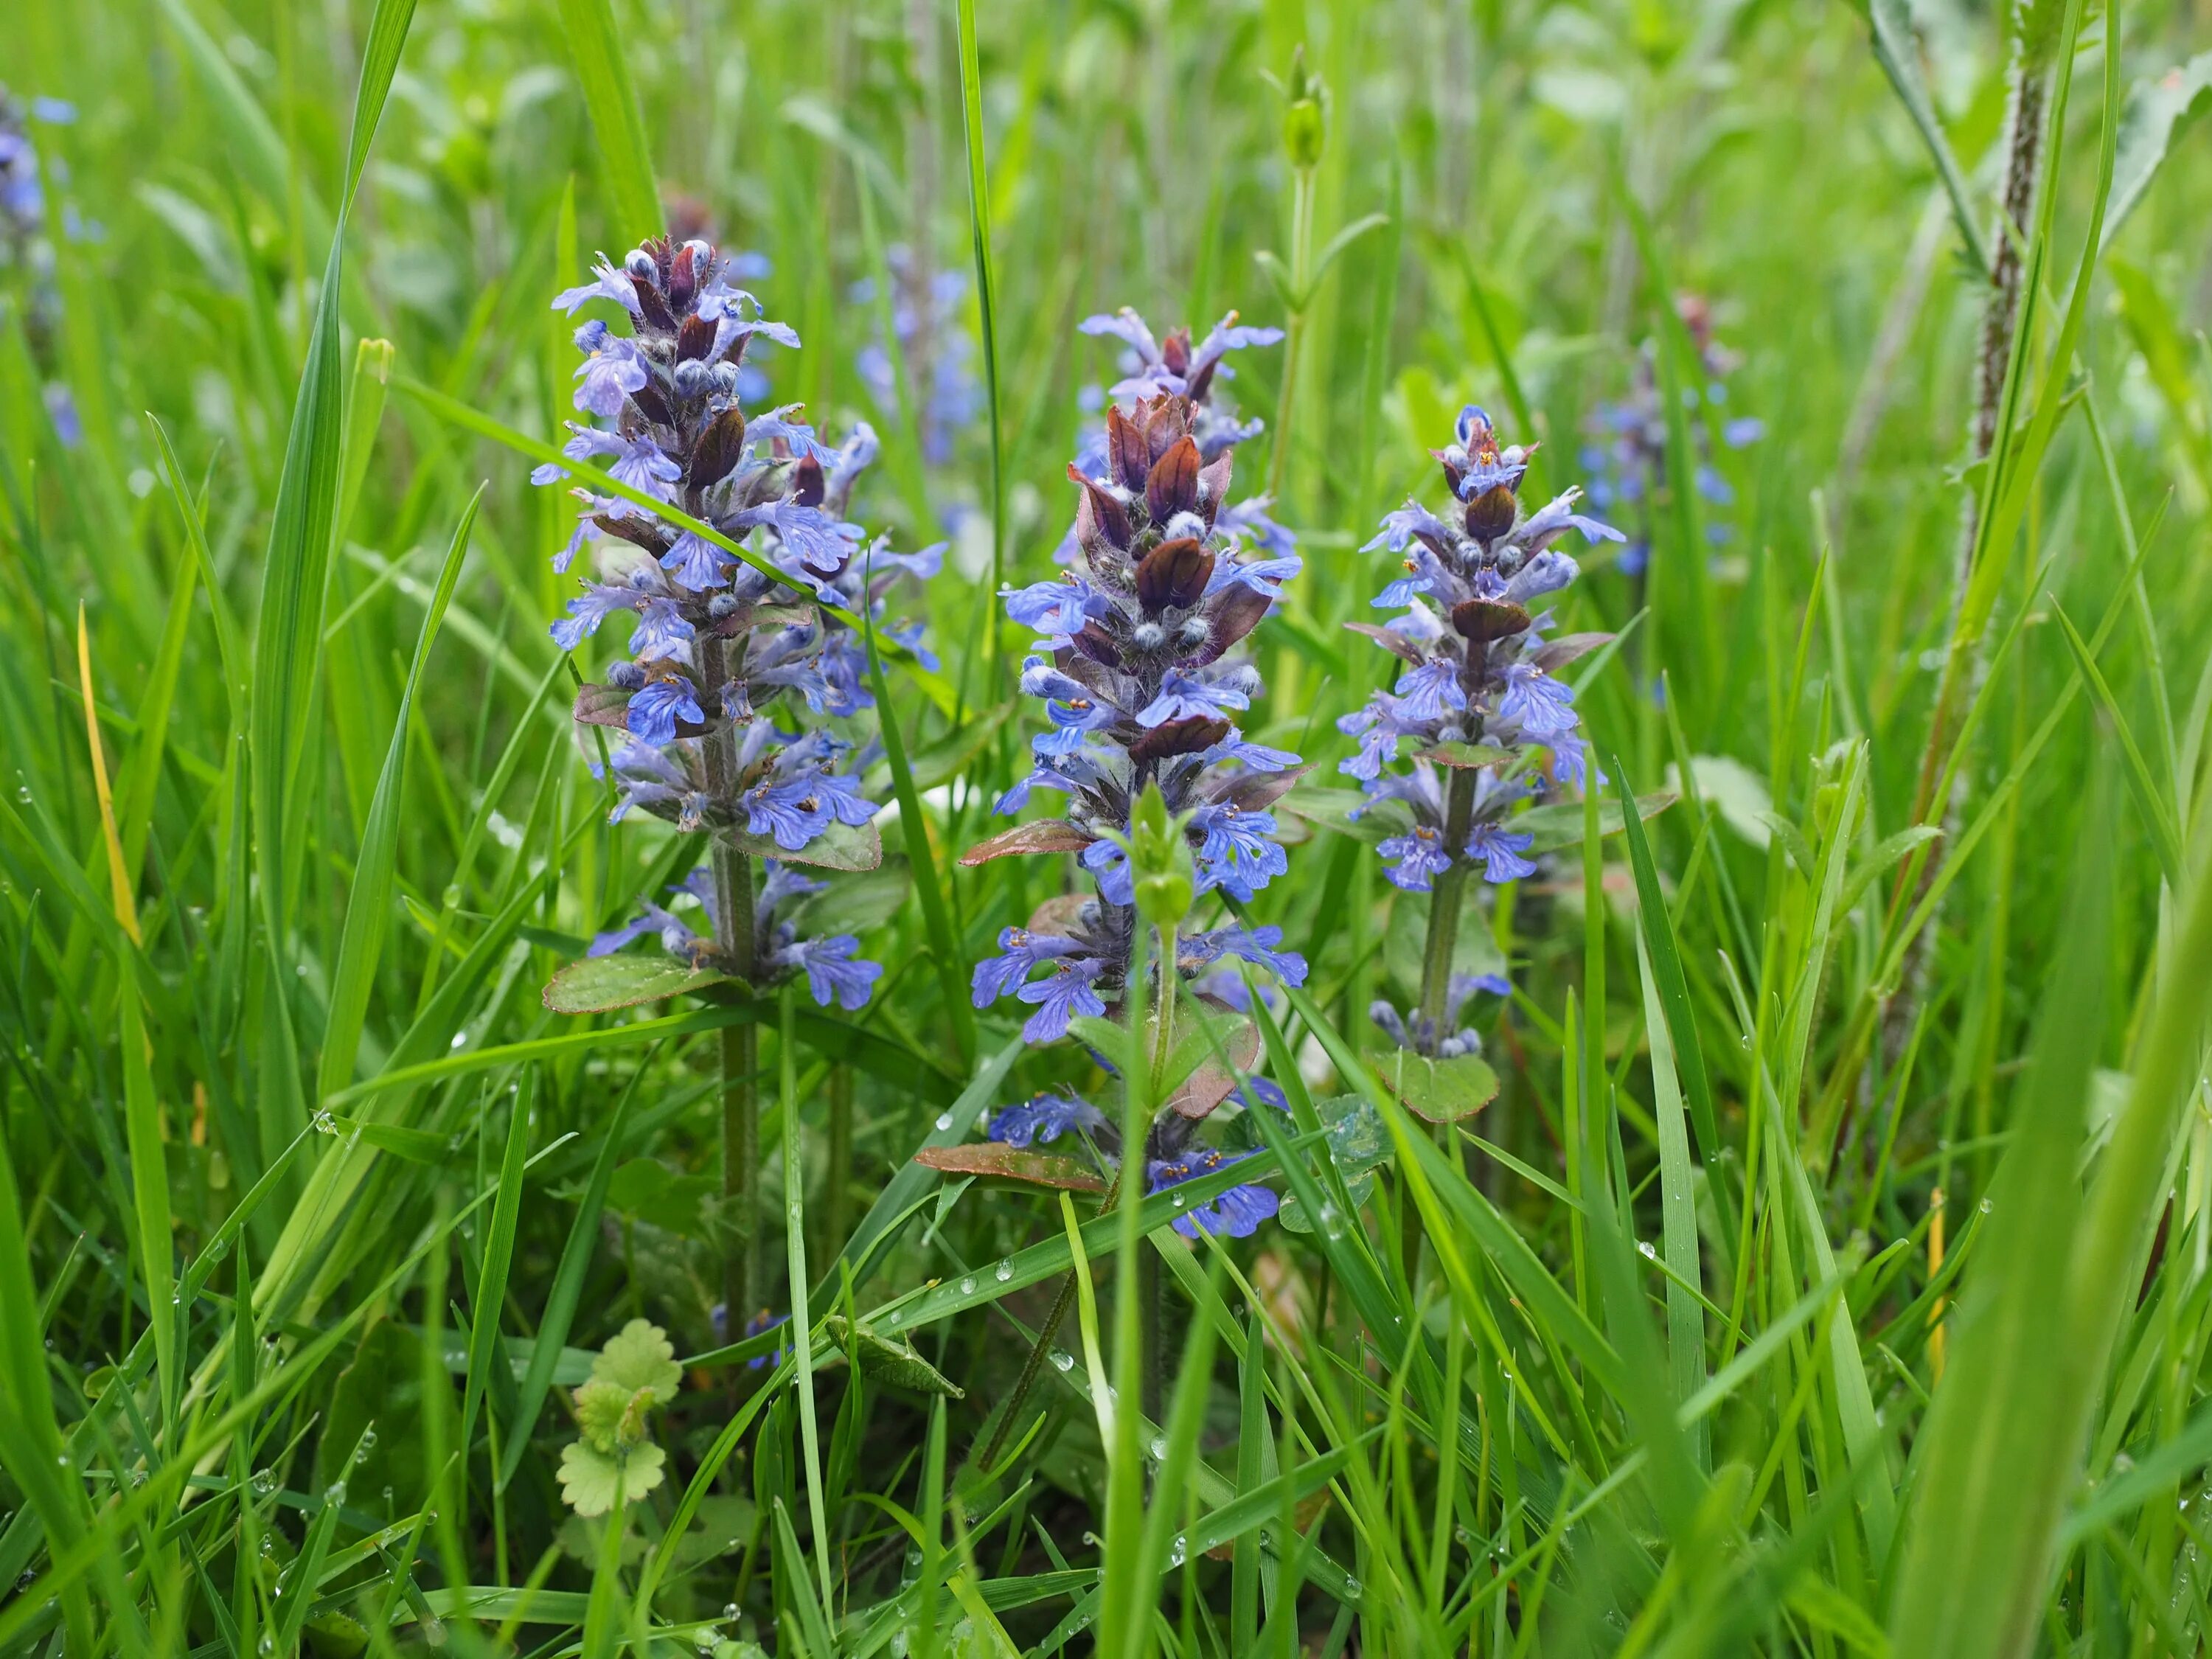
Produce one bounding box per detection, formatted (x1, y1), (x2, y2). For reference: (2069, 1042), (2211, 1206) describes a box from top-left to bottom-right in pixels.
(792, 859), (911, 937)
(1512, 790), (1676, 854)
(820, 1315), (966, 1397)
(591, 1319), (683, 1405)
(543, 956), (731, 1015)
(727, 816), (882, 873)
(1363, 1047), (1499, 1124)
(559, 1441), (664, 1519)
(602, 1159), (720, 1237)
(1280, 785), (1408, 846)
(2097, 51), (2203, 250)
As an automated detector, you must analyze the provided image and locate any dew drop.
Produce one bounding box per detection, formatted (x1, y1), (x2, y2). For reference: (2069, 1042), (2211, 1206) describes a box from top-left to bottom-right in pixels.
(994, 1259), (1013, 1282)
(959, 1276), (976, 1295)
(1343, 1575), (1364, 1599)
(1147, 1435), (1167, 1462)
(312, 1109), (337, 1135)
(324, 1480), (347, 1505)
(1978, 1197), (1993, 1215)
(251, 1468), (274, 1496)
(1637, 1240), (1657, 1259)
(934, 1112), (955, 1133)
(449, 1031), (468, 1051)
(257, 1636), (274, 1656)
(1049, 1350), (1074, 1373)
(723, 1602), (739, 1621)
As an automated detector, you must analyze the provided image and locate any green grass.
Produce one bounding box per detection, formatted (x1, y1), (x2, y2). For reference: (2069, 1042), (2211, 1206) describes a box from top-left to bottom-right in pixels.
(4, 0), (2212, 1653)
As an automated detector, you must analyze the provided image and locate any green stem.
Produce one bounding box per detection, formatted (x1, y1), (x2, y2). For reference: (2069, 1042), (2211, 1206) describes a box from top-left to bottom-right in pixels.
(822, 1065), (853, 1266)
(1416, 768), (1480, 1041)
(701, 633), (761, 1332)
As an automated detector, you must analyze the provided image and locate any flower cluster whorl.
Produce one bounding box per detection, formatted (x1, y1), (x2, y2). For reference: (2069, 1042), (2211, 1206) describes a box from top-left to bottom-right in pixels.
(538, 236), (935, 1011)
(969, 307), (1310, 1047)
(1340, 403), (1625, 895)
(955, 307), (1307, 1240)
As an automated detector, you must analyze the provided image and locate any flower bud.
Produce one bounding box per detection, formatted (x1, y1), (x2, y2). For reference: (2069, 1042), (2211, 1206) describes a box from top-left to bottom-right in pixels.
(1127, 783), (1195, 931)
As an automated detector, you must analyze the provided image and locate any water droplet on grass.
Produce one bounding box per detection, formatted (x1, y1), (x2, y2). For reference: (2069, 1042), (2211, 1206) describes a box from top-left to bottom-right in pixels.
(934, 1112), (954, 1132)
(959, 1276), (976, 1295)
(1049, 1351), (1074, 1372)
(994, 1259), (1013, 1282)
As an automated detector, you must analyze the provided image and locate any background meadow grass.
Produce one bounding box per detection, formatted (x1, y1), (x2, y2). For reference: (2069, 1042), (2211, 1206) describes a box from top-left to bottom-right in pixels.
(3, 0), (2212, 1652)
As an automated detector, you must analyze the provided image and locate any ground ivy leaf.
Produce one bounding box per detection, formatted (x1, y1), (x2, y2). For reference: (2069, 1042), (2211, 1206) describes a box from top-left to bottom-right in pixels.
(543, 954), (728, 1014)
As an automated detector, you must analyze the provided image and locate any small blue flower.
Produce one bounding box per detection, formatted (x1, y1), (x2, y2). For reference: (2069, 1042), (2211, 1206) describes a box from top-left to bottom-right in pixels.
(1190, 804), (1287, 902)
(588, 900), (698, 959)
(550, 582), (636, 652)
(1001, 577), (1093, 639)
(1392, 661), (1466, 723)
(552, 254), (641, 316)
(777, 933), (882, 1010)
(971, 927), (1088, 1006)
(744, 778), (833, 851)
(987, 1092), (1106, 1147)
(1149, 1147), (1279, 1240)
(1377, 824), (1455, 892)
(1136, 669), (1249, 728)
(1080, 838), (1135, 908)
(1464, 822), (1538, 883)
(661, 530), (734, 590)
(1498, 663), (1579, 745)
(1015, 958), (1108, 1043)
(626, 677), (706, 746)
(1182, 925), (1307, 987)
(628, 594), (697, 662)
(1233, 1077), (1290, 1113)
(574, 336), (647, 416)
(743, 1309), (790, 1371)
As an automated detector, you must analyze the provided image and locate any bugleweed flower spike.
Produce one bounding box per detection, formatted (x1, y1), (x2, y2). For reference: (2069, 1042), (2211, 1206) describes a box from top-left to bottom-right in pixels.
(533, 235), (935, 1321)
(1343, 404), (1622, 1058)
(958, 306), (1307, 1237)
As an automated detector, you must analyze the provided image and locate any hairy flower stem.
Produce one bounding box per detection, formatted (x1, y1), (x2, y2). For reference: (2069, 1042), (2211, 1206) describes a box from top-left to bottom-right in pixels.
(702, 632), (762, 1331)
(1417, 768), (1481, 1038)
(1141, 923), (1178, 1425)
(1879, 58), (2047, 1085)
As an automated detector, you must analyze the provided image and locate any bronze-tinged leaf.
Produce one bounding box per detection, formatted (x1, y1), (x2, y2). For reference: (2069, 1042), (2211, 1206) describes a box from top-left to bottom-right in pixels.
(791, 453), (826, 507)
(1196, 449), (1234, 526)
(1166, 1012), (1264, 1120)
(667, 240), (700, 309)
(1450, 597), (1532, 644)
(545, 954), (731, 1015)
(959, 819), (1094, 866)
(1200, 585), (1273, 661)
(1463, 483), (1517, 543)
(675, 312), (715, 363)
(594, 512), (670, 554)
(912, 1144), (1107, 1194)
(573, 684), (636, 728)
(1067, 462), (1132, 551)
(1158, 325), (1192, 378)
(1105, 405), (1148, 492)
(1343, 621), (1427, 664)
(1145, 435), (1201, 522)
(1204, 763), (1311, 813)
(690, 406), (749, 490)
(629, 382), (674, 427)
(1531, 631), (1614, 672)
(1129, 716), (1229, 762)
(1073, 622), (1122, 665)
(1135, 537), (1214, 613)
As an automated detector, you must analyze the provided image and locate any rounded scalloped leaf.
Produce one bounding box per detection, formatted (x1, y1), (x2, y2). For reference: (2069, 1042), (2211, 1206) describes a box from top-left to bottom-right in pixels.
(544, 954), (729, 1014)
(557, 1439), (665, 1517)
(591, 1318), (683, 1405)
(1366, 1048), (1500, 1124)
